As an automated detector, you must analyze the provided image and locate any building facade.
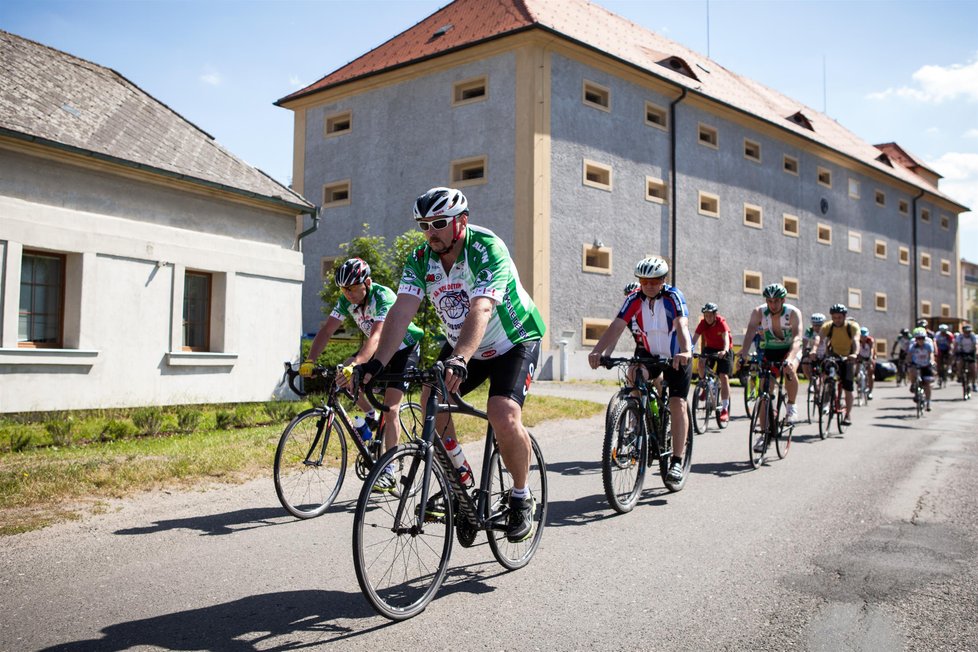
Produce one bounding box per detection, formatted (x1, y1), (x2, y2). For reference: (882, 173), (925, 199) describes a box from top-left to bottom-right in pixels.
(963, 259), (978, 326)
(277, 0), (966, 379)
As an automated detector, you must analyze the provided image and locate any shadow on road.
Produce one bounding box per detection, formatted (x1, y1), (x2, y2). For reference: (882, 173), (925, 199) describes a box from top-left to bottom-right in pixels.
(690, 459), (753, 478)
(114, 506), (299, 537)
(546, 459), (601, 477)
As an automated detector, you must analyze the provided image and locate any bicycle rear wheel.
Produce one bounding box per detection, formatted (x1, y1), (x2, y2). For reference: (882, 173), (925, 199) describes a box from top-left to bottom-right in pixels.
(748, 395), (769, 469)
(775, 394), (792, 459)
(691, 382), (709, 434)
(743, 375), (759, 417)
(488, 433), (548, 570)
(601, 397), (646, 513)
(915, 385), (924, 418)
(836, 389), (850, 433)
(817, 382), (833, 439)
(659, 402), (693, 492)
(352, 444), (453, 621)
(713, 383), (728, 430)
(274, 409), (346, 519)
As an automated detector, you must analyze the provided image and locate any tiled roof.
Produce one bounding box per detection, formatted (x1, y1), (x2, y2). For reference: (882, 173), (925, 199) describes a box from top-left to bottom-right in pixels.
(0, 30), (312, 212)
(279, 0), (965, 210)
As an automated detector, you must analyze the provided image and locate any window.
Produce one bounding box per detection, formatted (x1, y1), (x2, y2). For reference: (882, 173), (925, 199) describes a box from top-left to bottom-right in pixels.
(875, 339), (888, 356)
(583, 160), (612, 191)
(452, 76), (487, 105)
(940, 258), (951, 276)
(941, 214), (950, 230)
(817, 223), (832, 245)
(323, 180), (351, 207)
(783, 277), (799, 299)
(320, 256), (340, 282)
(941, 304), (951, 317)
(645, 101), (667, 130)
(899, 199), (909, 215)
(782, 213), (799, 237)
(451, 156), (487, 187)
(875, 240), (887, 259)
(743, 270), (762, 294)
(817, 166), (832, 188)
(921, 300), (932, 317)
(646, 177), (667, 203)
(698, 124), (718, 149)
(921, 208), (931, 223)
(848, 230), (862, 253)
(582, 244), (612, 274)
(920, 252), (932, 271)
(698, 191), (719, 217)
(875, 292), (888, 312)
(583, 80), (610, 111)
(324, 111), (351, 136)
(183, 271), (211, 351)
(848, 178), (861, 199)
(743, 203), (762, 229)
(744, 139), (761, 162)
(848, 288), (862, 309)
(18, 250), (65, 348)
(582, 318), (612, 345)
(783, 155), (799, 175)
(875, 189), (886, 207)
(899, 246), (910, 265)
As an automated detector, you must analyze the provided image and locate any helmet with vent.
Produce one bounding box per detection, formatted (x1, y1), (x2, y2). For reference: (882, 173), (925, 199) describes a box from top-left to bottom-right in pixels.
(762, 283), (787, 299)
(634, 256), (669, 279)
(334, 257), (371, 287)
(413, 187), (468, 220)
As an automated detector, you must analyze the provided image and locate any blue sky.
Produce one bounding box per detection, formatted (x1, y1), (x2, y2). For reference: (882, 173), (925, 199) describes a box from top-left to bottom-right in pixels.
(2, 0), (976, 260)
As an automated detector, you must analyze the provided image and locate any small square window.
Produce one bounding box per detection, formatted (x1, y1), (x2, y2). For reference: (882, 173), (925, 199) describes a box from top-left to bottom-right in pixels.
(875, 292), (887, 312)
(817, 223), (832, 245)
(320, 256), (340, 281)
(325, 111), (352, 136)
(583, 80), (610, 111)
(453, 77), (487, 105)
(848, 288), (862, 310)
(698, 191), (719, 217)
(899, 199), (909, 215)
(698, 124), (718, 149)
(743, 270), (762, 294)
(920, 252), (932, 271)
(848, 230), (862, 253)
(783, 155), (799, 175)
(940, 259), (951, 276)
(817, 166), (832, 188)
(941, 214), (950, 230)
(875, 189), (886, 207)
(323, 180), (351, 207)
(744, 139), (761, 162)
(874, 240), (887, 259)
(645, 101), (667, 130)
(921, 208), (931, 223)
(941, 304), (951, 317)
(921, 300), (932, 317)
(783, 277), (799, 299)
(582, 244), (612, 275)
(582, 318), (612, 346)
(848, 178), (861, 199)
(782, 213), (799, 237)
(875, 339), (888, 356)
(899, 246), (910, 265)
(743, 203), (762, 229)
(583, 159), (612, 191)
(646, 177), (668, 203)
(451, 156), (488, 187)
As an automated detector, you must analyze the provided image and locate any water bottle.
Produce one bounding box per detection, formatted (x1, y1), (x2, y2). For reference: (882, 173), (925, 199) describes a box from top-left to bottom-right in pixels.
(443, 436), (474, 487)
(352, 415), (373, 442)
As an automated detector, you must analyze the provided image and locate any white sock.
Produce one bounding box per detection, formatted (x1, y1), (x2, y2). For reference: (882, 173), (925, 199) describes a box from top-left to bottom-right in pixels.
(510, 486), (529, 500)
(366, 409), (377, 421)
(722, 399), (729, 409)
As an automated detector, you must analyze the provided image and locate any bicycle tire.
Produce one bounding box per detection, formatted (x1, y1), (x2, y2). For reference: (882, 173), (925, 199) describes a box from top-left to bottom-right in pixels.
(806, 379), (816, 424)
(691, 383), (709, 435)
(488, 433), (548, 570)
(273, 409), (346, 519)
(817, 382), (833, 439)
(713, 382), (728, 429)
(775, 393), (792, 459)
(963, 367), (972, 401)
(836, 389), (850, 434)
(398, 401), (424, 442)
(601, 397), (646, 514)
(748, 394), (769, 469)
(352, 444), (453, 621)
(915, 384), (924, 419)
(743, 374), (759, 417)
(658, 401), (692, 491)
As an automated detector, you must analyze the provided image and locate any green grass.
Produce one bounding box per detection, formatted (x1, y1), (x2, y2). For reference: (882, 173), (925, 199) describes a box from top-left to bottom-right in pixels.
(0, 391), (602, 536)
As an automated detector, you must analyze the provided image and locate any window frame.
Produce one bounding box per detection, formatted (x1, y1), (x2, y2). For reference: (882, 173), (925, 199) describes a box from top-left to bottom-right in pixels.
(450, 155), (488, 187)
(324, 110), (352, 137)
(921, 300), (932, 318)
(921, 208), (931, 223)
(452, 76), (488, 106)
(182, 270), (212, 352)
(875, 189), (886, 207)
(875, 292), (888, 312)
(920, 252), (932, 271)
(899, 246), (910, 265)
(898, 199), (909, 215)
(848, 178), (861, 199)
(817, 222), (832, 245)
(582, 80), (611, 112)
(817, 166), (832, 188)
(581, 243), (613, 275)
(940, 258), (951, 276)
(17, 249), (66, 349)
(743, 270), (762, 294)
(783, 276), (800, 299)
(874, 239), (887, 260)
(581, 318), (612, 346)
(782, 213), (799, 238)
(323, 180), (351, 207)
(582, 159), (613, 191)
(645, 176), (668, 204)
(848, 230), (862, 253)
(848, 288), (862, 310)
(782, 155), (799, 176)
(743, 138), (761, 163)
(698, 123), (719, 149)
(644, 101), (668, 130)
(698, 191), (719, 218)
(743, 203), (763, 229)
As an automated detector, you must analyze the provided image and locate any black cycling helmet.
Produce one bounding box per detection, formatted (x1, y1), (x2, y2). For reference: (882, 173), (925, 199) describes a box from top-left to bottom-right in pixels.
(900, 328), (910, 336)
(701, 302), (718, 313)
(829, 303), (848, 315)
(334, 257), (370, 287)
(623, 281), (640, 296)
(917, 319), (928, 327)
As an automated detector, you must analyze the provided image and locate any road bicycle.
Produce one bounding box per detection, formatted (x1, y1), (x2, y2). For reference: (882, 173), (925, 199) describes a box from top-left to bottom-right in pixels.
(817, 355), (850, 438)
(599, 355), (693, 514)
(273, 363), (423, 519)
(894, 355), (908, 386)
(740, 351), (761, 417)
(936, 353), (950, 389)
(746, 358), (794, 469)
(960, 354), (975, 401)
(806, 358), (823, 424)
(910, 366), (927, 418)
(691, 352), (729, 434)
(854, 357), (871, 407)
(352, 362), (548, 620)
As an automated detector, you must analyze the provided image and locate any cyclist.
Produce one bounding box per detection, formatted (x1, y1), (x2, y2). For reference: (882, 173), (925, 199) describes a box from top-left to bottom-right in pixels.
(857, 326), (877, 400)
(891, 328), (912, 383)
(357, 187), (546, 543)
(907, 326), (936, 410)
(691, 302), (732, 422)
(739, 283), (803, 451)
(917, 318), (935, 340)
(818, 304), (859, 426)
(955, 323), (977, 392)
(801, 313), (825, 380)
(934, 324), (955, 384)
(301, 257), (423, 492)
(588, 256), (693, 484)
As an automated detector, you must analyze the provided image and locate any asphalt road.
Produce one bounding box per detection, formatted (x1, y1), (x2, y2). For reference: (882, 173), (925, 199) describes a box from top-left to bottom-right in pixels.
(3, 381), (977, 651)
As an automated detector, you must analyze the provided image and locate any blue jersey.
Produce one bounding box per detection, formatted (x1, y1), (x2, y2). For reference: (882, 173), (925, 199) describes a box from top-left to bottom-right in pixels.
(616, 283), (690, 357)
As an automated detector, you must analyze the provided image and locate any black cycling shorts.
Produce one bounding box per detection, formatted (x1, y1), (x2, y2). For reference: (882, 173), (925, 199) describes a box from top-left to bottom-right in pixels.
(822, 356), (854, 392)
(380, 344), (420, 393)
(702, 347), (732, 375)
(634, 346), (692, 400)
(438, 340), (540, 407)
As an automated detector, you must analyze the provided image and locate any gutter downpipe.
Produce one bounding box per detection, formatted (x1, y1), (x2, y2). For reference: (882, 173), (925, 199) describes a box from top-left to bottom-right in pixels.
(296, 205), (322, 251)
(669, 87), (689, 287)
(911, 189), (925, 325)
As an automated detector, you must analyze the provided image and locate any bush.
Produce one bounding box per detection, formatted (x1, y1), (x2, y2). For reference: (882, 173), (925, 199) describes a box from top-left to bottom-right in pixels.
(132, 407), (165, 436)
(264, 401), (300, 423)
(232, 406), (255, 428)
(215, 410), (234, 430)
(44, 415), (74, 447)
(176, 408), (202, 434)
(100, 420), (137, 442)
(9, 430), (32, 452)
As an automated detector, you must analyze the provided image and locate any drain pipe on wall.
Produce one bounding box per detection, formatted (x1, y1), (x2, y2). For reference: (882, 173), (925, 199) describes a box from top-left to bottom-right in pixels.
(296, 205), (322, 251)
(911, 189), (924, 324)
(669, 87), (689, 287)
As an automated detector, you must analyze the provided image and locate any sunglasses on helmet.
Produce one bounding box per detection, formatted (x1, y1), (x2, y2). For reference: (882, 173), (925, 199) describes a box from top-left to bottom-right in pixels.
(417, 217), (453, 232)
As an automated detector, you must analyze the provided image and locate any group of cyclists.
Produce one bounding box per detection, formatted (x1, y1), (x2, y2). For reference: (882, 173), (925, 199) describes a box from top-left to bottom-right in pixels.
(890, 320), (977, 407)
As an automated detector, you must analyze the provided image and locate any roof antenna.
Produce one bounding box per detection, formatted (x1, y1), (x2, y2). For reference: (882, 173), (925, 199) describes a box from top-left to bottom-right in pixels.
(822, 54), (827, 114)
(706, 0), (711, 59)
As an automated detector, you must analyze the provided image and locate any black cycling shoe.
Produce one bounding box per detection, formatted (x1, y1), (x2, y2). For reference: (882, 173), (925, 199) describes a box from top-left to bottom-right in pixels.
(505, 494), (536, 543)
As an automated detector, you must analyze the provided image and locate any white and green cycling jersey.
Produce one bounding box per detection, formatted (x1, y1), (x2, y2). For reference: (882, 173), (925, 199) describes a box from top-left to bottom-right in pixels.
(331, 283), (423, 351)
(398, 225), (545, 359)
(757, 303), (801, 350)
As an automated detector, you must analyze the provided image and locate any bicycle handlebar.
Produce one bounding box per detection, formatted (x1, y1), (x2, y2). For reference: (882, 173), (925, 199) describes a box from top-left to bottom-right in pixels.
(362, 361), (482, 417)
(282, 362), (357, 400)
(600, 354), (673, 370)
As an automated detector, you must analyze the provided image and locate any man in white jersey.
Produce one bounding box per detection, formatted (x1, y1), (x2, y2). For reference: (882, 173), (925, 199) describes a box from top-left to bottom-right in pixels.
(359, 187), (546, 543)
(955, 323), (977, 392)
(907, 327), (936, 410)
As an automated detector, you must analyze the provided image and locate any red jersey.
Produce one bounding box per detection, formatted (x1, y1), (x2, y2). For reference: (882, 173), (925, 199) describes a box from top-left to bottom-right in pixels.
(695, 315), (731, 350)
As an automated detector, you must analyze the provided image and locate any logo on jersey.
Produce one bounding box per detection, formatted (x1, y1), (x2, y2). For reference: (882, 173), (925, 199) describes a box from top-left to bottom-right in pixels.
(438, 290), (470, 320)
(426, 273), (436, 282)
(402, 268), (418, 284)
(475, 268), (493, 289)
(481, 349), (496, 358)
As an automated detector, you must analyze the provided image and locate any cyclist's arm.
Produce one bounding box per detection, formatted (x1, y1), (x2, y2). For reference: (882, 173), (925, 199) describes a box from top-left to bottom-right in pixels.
(739, 308), (762, 357)
(674, 315), (692, 368)
(371, 293), (422, 368)
(787, 311), (803, 357)
(588, 318), (628, 368)
(352, 319), (386, 366)
(452, 295), (494, 363)
(306, 315), (345, 362)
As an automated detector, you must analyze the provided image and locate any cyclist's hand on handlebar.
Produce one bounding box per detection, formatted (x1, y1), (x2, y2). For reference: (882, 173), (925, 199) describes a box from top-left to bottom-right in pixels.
(299, 359), (315, 378)
(587, 350), (602, 369)
(444, 355), (468, 394)
(336, 364), (356, 388)
(673, 351), (691, 369)
(356, 358), (384, 387)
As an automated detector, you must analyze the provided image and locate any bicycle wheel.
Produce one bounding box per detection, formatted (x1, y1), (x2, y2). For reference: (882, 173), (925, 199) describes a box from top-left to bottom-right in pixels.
(352, 444), (453, 621)
(743, 374), (759, 417)
(775, 393), (792, 459)
(806, 379), (817, 424)
(601, 397), (646, 514)
(915, 385), (924, 419)
(817, 382), (833, 439)
(273, 409), (346, 519)
(691, 382), (709, 434)
(713, 383), (728, 430)
(398, 401), (424, 442)
(963, 367), (972, 400)
(605, 388), (631, 437)
(487, 433), (548, 570)
(836, 389), (850, 434)
(748, 395), (769, 469)
(661, 402), (693, 492)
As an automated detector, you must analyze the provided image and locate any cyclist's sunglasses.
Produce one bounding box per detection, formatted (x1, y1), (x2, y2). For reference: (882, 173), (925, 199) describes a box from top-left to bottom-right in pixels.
(340, 283), (364, 291)
(417, 217), (453, 232)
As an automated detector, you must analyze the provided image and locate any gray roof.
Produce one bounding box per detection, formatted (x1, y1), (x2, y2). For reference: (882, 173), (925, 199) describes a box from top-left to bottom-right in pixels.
(0, 29), (312, 212)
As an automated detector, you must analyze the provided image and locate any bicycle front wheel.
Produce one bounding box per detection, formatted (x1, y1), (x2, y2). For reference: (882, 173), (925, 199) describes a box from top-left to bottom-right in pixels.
(836, 391), (850, 433)
(691, 382), (709, 435)
(661, 402), (693, 492)
(748, 395), (769, 469)
(775, 394), (792, 459)
(487, 433), (548, 570)
(352, 444), (453, 621)
(601, 397), (646, 514)
(806, 380), (816, 424)
(743, 375), (759, 417)
(397, 401), (424, 442)
(273, 409), (346, 519)
(817, 382), (833, 439)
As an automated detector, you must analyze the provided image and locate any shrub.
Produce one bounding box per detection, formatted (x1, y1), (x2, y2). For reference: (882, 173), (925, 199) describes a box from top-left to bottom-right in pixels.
(44, 415), (74, 447)
(100, 420), (137, 442)
(132, 407), (165, 436)
(263, 401), (300, 423)
(9, 430), (32, 452)
(232, 405), (255, 428)
(176, 408), (202, 434)
(215, 410), (234, 430)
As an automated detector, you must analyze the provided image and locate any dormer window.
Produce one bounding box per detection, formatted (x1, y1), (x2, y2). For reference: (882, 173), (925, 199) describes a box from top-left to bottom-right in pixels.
(657, 56), (699, 80)
(788, 111), (814, 131)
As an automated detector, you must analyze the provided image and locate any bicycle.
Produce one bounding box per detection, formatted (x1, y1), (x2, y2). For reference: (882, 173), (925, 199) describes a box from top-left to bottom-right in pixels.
(691, 352), (729, 434)
(936, 352), (950, 389)
(274, 362), (423, 519)
(806, 358), (823, 425)
(817, 355), (850, 438)
(961, 354), (975, 401)
(894, 354), (908, 386)
(351, 362), (548, 620)
(740, 351), (761, 417)
(909, 367), (926, 418)
(599, 355), (693, 514)
(854, 357), (871, 407)
(745, 358), (793, 468)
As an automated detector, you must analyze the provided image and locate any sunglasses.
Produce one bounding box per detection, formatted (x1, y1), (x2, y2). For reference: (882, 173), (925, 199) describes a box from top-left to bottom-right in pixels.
(340, 283), (363, 291)
(418, 217), (453, 232)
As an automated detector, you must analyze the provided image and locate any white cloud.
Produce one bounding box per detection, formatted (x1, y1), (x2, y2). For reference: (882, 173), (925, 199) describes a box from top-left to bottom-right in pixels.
(965, 128), (978, 139)
(289, 75), (303, 87)
(867, 54), (978, 103)
(925, 126), (940, 136)
(928, 151), (978, 260)
(200, 71), (222, 86)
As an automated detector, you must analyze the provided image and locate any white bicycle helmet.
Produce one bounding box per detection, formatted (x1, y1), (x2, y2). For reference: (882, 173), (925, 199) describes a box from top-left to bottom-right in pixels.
(413, 187), (468, 220)
(623, 281), (640, 296)
(634, 256), (669, 279)
(334, 257), (370, 287)
(811, 313), (826, 325)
